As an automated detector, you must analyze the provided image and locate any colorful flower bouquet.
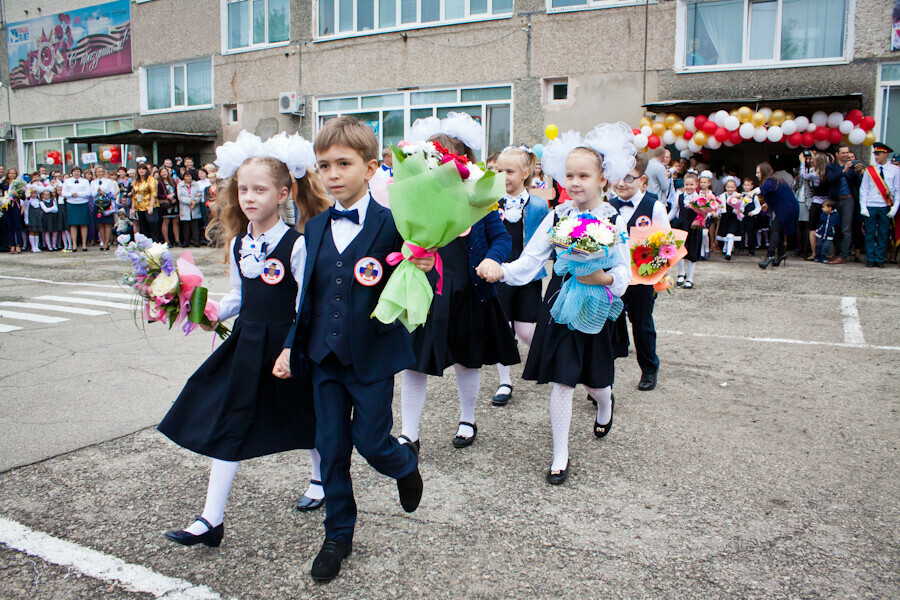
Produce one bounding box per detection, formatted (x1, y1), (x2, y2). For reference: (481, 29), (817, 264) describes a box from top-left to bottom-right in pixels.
(548, 214), (625, 334)
(371, 140), (506, 331)
(687, 192), (722, 228)
(95, 190), (116, 219)
(0, 194), (9, 218)
(8, 179), (26, 200)
(724, 193), (744, 221)
(117, 233), (230, 339)
(629, 225), (688, 292)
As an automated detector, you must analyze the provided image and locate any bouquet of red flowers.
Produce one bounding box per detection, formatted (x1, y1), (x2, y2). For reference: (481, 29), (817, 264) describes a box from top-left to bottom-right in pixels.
(686, 191), (722, 228)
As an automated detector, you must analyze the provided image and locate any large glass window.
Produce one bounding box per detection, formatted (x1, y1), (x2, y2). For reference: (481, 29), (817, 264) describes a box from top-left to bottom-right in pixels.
(226, 0), (290, 51)
(878, 64), (900, 153)
(316, 85), (512, 160)
(317, 0), (513, 38)
(682, 0), (848, 69)
(549, 0), (656, 9)
(144, 60), (213, 113)
(18, 118), (134, 173)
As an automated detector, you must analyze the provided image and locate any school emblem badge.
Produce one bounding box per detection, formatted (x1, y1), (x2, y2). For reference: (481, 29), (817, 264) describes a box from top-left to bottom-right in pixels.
(260, 258), (285, 285)
(635, 215), (652, 228)
(498, 208), (506, 221)
(354, 257), (383, 286)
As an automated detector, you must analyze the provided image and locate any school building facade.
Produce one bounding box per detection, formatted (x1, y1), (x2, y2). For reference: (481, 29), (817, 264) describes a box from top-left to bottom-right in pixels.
(0, 0), (895, 175)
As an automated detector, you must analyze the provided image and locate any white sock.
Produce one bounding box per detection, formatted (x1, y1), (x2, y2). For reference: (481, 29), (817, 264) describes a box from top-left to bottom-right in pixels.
(302, 448), (325, 500)
(185, 459), (238, 534)
(29, 235), (40, 251)
(724, 236), (734, 256)
(63, 230), (73, 249)
(454, 364), (479, 438)
(701, 229), (710, 256)
(43, 232), (52, 249)
(400, 369), (428, 442)
(587, 386), (612, 424)
(685, 260), (696, 282)
(514, 321), (536, 347)
(496, 364), (512, 388)
(678, 261), (685, 277)
(549, 383), (574, 471)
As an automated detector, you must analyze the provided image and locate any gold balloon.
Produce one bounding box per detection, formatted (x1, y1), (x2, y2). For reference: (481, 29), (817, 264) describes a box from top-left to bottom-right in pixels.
(639, 117), (652, 128)
(693, 131), (709, 146)
(751, 112), (767, 127)
(671, 122), (686, 137)
(664, 114), (678, 129)
(785, 112), (796, 121)
(545, 124), (559, 140)
(651, 122), (666, 136)
(770, 109), (786, 126)
(863, 131), (876, 146)
(737, 106), (753, 124)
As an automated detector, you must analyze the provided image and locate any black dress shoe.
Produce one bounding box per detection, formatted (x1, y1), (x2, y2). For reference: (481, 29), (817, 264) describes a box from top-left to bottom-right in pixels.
(452, 421), (477, 448)
(594, 394), (615, 439)
(397, 468), (423, 513)
(310, 538), (352, 582)
(492, 384), (513, 406)
(296, 479), (325, 512)
(637, 372), (657, 391)
(876, 263), (885, 268)
(164, 516), (223, 547)
(398, 435), (420, 455)
(546, 460), (570, 485)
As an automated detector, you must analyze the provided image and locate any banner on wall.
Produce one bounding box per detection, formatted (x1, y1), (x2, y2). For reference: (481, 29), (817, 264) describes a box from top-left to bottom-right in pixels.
(894, 0), (900, 51)
(7, 0), (132, 89)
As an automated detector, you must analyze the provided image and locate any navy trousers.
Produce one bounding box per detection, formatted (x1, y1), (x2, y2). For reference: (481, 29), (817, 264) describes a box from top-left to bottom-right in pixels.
(311, 354), (418, 543)
(621, 284), (659, 376)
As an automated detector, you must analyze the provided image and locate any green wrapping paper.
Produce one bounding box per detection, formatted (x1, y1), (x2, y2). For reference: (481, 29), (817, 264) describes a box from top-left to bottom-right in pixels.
(188, 287), (208, 325)
(371, 147), (506, 331)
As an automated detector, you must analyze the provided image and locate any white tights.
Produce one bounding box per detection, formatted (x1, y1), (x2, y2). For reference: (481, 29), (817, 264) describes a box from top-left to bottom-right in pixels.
(401, 364), (481, 441)
(548, 383), (612, 471)
(721, 234), (739, 256)
(496, 321), (536, 387)
(678, 260), (696, 282)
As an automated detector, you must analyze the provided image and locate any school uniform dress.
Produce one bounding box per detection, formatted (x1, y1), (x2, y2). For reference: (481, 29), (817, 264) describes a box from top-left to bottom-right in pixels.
(26, 198), (43, 232)
(40, 197), (61, 232)
(62, 177), (92, 226)
(496, 191), (549, 324)
(5, 199), (25, 246)
(668, 192), (702, 262)
(412, 211), (519, 375)
(158, 222), (316, 461)
(717, 193), (742, 238)
(502, 201), (630, 389)
(741, 193), (762, 252)
(284, 195), (418, 544)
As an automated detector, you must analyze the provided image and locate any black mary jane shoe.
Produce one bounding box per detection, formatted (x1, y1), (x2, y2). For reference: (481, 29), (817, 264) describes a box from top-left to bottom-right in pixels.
(546, 460), (570, 485)
(594, 394), (615, 439)
(296, 479), (325, 512)
(492, 384), (513, 407)
(398, 434), (420, 455)
(164, 516), (223, 547)
(310, 538), (352, 583)
(452, 422), (477, 448)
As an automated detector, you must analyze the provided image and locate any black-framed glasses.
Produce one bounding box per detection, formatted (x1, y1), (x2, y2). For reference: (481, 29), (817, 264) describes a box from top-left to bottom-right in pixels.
(621, 174), (640, 183)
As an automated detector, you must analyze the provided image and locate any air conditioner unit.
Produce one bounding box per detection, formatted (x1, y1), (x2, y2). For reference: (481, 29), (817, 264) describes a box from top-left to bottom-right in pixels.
(279, 92), (304, 116)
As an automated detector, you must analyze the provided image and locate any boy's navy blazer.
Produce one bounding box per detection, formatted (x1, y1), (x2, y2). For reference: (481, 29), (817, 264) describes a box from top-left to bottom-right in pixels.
(284, 200), (415, 384)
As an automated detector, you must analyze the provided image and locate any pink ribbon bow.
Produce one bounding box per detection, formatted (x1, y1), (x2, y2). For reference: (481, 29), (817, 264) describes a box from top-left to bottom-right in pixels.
(387, 242), (444, 295)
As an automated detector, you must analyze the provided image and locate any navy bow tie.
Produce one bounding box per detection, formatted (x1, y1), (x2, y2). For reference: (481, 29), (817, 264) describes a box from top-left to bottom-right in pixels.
(620, 200), (634, 207)
(329, 206), (359, 224)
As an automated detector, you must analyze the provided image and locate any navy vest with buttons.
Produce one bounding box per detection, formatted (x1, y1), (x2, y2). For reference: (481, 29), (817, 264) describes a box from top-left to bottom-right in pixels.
(306, 222), (361, 366)
(610, 192), (657, 229)
(233, 229), (300, 325)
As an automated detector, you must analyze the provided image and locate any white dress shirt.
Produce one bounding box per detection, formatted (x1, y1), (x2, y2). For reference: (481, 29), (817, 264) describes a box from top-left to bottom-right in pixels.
(859, 162), (900, 209)
(501, 189), (531, 223)
(218, 219), (306, 321)
(331, 193), (371, 253)
(62, 177), (92, 205)
(500, 200), (631, 299)
(615, 190), (670, 229)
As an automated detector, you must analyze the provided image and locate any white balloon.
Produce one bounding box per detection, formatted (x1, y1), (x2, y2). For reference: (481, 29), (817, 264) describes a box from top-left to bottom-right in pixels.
(807, 123), (817, 133)
(46, 157), (55, 165)
(102, 150), (112, 160)
(848, 128), (866, 145)
(641, 126), (652, 137)
(781, 120), (797, 135)
(662, 130), (676, 145)
(839, 120), (854, 135)
(827, 112), (844, 128)
(739, 122), (756, 140)
(680, 149), (693, 159)
(815, 140), (831, 150)
(811, 111), (828, 127)
(634, 134), (649, 149)
(707, 138), (722, 150)
(753, 126), (769, 143)
(674, 138), (689, 151)
(794, 116), (810, 130)
(714, 110), (729, 126)
(654, 113), (666, 122)
(767, 126), (783, 143)
(724, 116), (740, 131)
(684, 116), (696, 132)
(688, 140), (703, 153)
(759, 107), (773, 122)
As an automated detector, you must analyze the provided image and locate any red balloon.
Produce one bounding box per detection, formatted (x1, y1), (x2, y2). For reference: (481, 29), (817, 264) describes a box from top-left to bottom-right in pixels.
(695, 115), (708, 131)
(801, 132), (815, 147)
(647, 134), (661, 149)
(860, 116), (876, 132)
(683, 130), (693, 140)
(788, 132), (803, 146)
(827, 128), (843, 145)
(714, 127), (729, 143)
(846, 109), (863, 126)
(703, 120), (718, 136)
(632, 128), (641, 136)
(814, 127), (829, 142)
(729, 130), (742, 145)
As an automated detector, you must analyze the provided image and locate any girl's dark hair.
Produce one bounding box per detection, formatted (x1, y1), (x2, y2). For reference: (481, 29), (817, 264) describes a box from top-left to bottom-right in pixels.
(428, 133), (477, 163)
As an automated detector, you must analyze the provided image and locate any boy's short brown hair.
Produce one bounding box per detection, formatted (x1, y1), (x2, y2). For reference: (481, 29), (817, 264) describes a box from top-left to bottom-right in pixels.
(824, 199), (837, 210)
(683, 171), (698, 182)
(633, 152), (650, 177)
(314, 116), (379, 162)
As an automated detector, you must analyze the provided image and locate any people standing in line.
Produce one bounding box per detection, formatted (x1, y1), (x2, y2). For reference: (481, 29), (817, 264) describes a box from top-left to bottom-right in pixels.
(132, 162), (160, 243)
(858, 143), (900, 268)
(757, 162), (799, 270)
(62, 166), (92, 252)
(91, 166), (119, 251)
(826, 145), (861, 264)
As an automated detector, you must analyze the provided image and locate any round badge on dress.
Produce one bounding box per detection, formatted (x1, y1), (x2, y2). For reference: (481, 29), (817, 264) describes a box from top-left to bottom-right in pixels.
(498, 208), (506, 221)
(260, 258), (285, 285)
(635, 215), (652, 228)
(459, 226), (472, 237)
(354, 257), (383, 286)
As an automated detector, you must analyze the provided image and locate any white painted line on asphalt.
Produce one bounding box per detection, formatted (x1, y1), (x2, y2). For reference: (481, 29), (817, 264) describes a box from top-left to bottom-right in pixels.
(0, 275), (121, 289)
(0, 517), (221, 600)
(840, 296), (866, 346)
(0, 310), (68, 324)
(33, 296), (134, 310)
(0, 302), (107, 316)
(658, 330), (900, 352)
(0, 323), (22, 333)
(70, 290), (136, 300)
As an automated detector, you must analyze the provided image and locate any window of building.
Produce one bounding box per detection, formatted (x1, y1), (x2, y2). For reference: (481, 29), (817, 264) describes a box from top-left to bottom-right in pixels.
(17, 118), (135, 174)
(542, 77), (569, 104)
(225, 0), (290, 52)
(679, 0), (850, 71)
(548, 0), (657, 12)
(877, 63), (900, 153)
(143, 60), (213, 113)
(316, 85), (513, 159)
(317, 0), (513, 38)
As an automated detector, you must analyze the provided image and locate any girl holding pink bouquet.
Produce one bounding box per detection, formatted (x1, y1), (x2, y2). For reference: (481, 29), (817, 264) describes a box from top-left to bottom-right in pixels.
(717, 176), (743, 261)
(697, 170), (719, 259)
(158, 131), (330, 548)
(668, 171), (702, 288)
(478, 123), (634, 485)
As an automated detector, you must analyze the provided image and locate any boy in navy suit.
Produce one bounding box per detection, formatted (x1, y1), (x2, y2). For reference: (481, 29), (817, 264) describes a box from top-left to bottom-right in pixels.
(274, 116), (433, 582)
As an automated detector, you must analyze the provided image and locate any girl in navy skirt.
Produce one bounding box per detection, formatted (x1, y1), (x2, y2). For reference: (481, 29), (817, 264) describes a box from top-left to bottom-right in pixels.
(25, 185), (44, 252)
(159, 132), (331, 547)
(399, 114), (519, 450)
(478, 124), (635, 485)
(39, 188), (60, 251)
(5, 194), (24, 253)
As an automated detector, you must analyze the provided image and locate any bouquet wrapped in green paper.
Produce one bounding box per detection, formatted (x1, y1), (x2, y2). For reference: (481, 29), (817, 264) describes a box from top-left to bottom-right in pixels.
(372, 141), (506, 331)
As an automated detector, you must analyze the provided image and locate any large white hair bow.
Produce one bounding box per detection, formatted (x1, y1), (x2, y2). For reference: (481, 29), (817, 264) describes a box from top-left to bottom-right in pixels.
(406, 112), (484, 151)
(214, 130), (316, 180)
(539, 123), (637, 188)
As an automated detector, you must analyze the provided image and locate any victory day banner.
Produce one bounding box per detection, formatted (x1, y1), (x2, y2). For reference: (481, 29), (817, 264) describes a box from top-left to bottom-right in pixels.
(7, 0), (131, 89)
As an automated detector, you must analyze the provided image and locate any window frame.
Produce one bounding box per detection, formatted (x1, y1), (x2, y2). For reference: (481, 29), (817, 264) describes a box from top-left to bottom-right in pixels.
(221, 0), (291, 55)
(546, 0), (658, 15)
(313, 0), (514, 42)
(875, 62), (900, 153)
(674, 0), (854, 73)
(139, 59), (214, 115)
